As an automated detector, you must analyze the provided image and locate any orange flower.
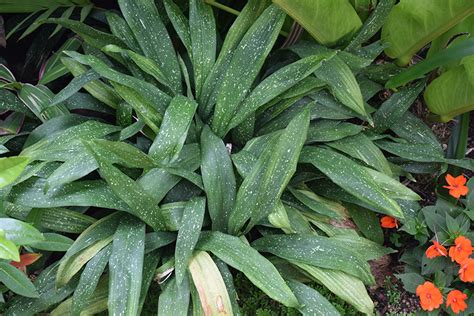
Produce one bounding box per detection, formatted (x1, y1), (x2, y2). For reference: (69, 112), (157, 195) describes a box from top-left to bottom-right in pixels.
(449, 236), (473, 264)
(425, 240), (447, 259)
(443, 174), (468, 199)
(10, 253), (41, 273)
(459, 258), (474, 282)
(380, 216), (398, 229)
(446, 290), (468, 314)
(416, 281), (443, 311)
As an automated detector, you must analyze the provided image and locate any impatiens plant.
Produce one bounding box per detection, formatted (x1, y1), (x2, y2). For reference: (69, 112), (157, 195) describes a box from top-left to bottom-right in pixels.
(399, 176), (474, 315)
(0, 0), (473, 315)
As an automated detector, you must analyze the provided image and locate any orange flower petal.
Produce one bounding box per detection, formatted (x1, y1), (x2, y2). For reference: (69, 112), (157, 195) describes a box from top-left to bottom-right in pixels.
(446, 290), (468, 314)
(416, 281), (443, 311)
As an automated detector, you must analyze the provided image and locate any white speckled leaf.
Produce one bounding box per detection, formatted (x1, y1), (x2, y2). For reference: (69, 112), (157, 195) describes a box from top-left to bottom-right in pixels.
(175, 197), (205, 285)
(118, 0), (181, 92)
(252, 234), (374, 285)
(306, 120), (363, 143)
(0, 262), (38, 298)
(227, 52), (335, 134)
(211, 5), (285, 137)
(105, 12), (142, 53)
(164, 0), (192, 54)
(228, 109), (310, 235)
(300, 146), (404, 218)
(196, 231), (299, 308)
(72, 244), (111, 315)
(200, 126), (236, 232)
(157, 275), (190, 316)
(30, 233), (73, 252)
(109, 215), (145, 316)
(149, 95), (197, 164)
(286, 279), (340, 316)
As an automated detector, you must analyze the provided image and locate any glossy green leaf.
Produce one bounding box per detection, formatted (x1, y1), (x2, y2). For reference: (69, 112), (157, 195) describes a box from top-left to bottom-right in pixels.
(306, 120), (363, 143)
(149, 95), (197, 164)
(105, 12), (142, 53)
(0, 236), (19, 261)
(118, 0), (181, 92)
(196, 231), (299, 308)
(18, 84), (69, 122)
(297, 263), (374, 315)
(212, 5), (285, 137)
(364, 167), (420, 201)
(30, 233), (73, 251)
(72, 245), (111, 316)
(0, 218), (44, 245)
(175, 197), (205, 285)
(0, 262), (38, 298)
(50, 6), (75, 38)
(109, 215), (145, 316)
(381, 0), (474, 65)
(346, 204), (384, 245)
(252, 234), (374, 284)
(273, 0), (362, 46)
(187, 251), (232, 315)
(157, 276), (190, 316)
(0, 156), (29, 189)
(0, 64), (16, 82)
(228, 109), (309, 234)
(189, 0), (216, 98)
(200, 126), (236, 232)
(424, 55), (474, 121)
(49, 69), (100, 108)
(386, 37), (474, 89)
(19, 7), (58, 40)
(300, 146), (403, 218)
(39, 37), (82, 85)
(286, 279), (340, 316)
(163, 0), (191, 53)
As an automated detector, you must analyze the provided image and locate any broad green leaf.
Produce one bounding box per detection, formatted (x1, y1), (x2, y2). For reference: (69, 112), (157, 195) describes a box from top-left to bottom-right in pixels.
(313, 56), (371, 123)
(0, 218), (44, 245)
(0, 236), (19, 261)
(175, 197), (205, 285)
(300, 146), (403, 218)
(306, 120), (363, 143)
(189, 0), (216, 98)
(297, 263), (374, 315)
(0, 156), (29, 189)
(327, 133), (392, 176)
(200, 126), (236, 232)
(118, 0), (181, 92)
(346, 0), (395, 51)
(330, 235), (394, 261)
(188, 251), (233, 315)
(84, 142), (165, 231)
(49, 69), (100, 108)
(212, 5), (285, 137)
(72, 245), (111, 315)
(0, 64), (16, 82)
(56, 236), (112, 287)
(46, 17), (123, 49)
(157, 276), (190, 316)
(386, 37), (474, 89)
(372, 81), (424, 133)
(252, 234), (374, 285)
(375, 140), (446, 163)
(424, 55), (474, 121)
(149, 95), (197, 164)
(199, 0), (271, 117)
(0, 262), (38, 298)
(228, 109), (309, 235)
(364, 167), (420, 201)
(138, 252), (161, 314)
(227, 52), (335, 134)
(381, 0), (474, 65)
(273, 0), (362, 46)
(30, 233), (73, 252)
(214, 259), (242, 316)
(0, 89), (30, 115)
(286, 279), (340, 316)
(196, 231), (299, 308)
(289, 188), (342, 219)
(109, 215), (145, 316)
